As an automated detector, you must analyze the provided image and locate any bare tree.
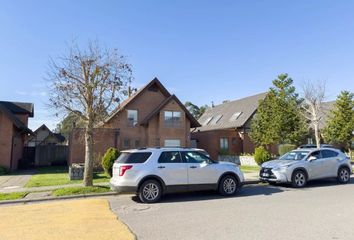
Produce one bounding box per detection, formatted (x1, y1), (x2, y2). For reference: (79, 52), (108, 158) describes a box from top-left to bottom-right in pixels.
(47, 40), (132, 186)
(302, 80), (326, 148)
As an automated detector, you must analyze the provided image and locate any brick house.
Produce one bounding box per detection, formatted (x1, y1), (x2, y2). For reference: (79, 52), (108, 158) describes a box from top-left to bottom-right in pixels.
(0, 101), (34, 170)
(68, 78), (201, 166)
(191, 93), (268, 160)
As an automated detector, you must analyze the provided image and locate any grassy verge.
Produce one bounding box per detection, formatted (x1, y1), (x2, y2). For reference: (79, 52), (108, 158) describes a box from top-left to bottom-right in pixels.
(52, 186), (111, 197)
(25, 166), (110, 188)
(0, 192), (28, 201)
(240, 165), (260, 173)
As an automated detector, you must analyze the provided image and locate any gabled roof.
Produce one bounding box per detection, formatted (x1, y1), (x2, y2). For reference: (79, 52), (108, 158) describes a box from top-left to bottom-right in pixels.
(102, 78), (171, 124)
(0, 101), (34, 117)
(29, 124), (65, 143)
(0, 101), (33, 134)
(140, 95), (201, 128)
(196, 92), (268, 132)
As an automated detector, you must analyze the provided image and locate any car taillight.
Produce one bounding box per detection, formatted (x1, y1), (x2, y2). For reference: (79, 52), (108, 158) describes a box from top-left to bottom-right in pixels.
(119, 165), (133, 176)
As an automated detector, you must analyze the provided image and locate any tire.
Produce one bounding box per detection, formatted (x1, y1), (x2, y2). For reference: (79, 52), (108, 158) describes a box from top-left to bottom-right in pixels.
(138, 179), (162, 203)
(218, 175), (239, 196)
(291, 170), (307, 188)
(337, 167), (350, 184)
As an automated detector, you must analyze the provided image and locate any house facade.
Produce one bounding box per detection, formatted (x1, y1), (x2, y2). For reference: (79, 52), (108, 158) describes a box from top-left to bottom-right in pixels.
(0, 101), (33, 170)
(68, 78), (200, 166)
(27, 124), (65, 147)
(191, 93), (269, 160)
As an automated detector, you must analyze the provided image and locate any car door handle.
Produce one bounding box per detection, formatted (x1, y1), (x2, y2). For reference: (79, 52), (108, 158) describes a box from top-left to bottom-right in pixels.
(190, 166), (197, 169)
(158, 166), (165, 169)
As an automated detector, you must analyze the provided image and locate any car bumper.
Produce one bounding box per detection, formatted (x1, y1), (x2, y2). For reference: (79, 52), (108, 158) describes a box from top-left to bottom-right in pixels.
(110, 183), (138, 193)
(259, 171), (289, 183)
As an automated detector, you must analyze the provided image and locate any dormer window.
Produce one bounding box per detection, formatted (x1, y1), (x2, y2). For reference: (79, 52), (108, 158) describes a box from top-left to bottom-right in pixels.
(203, 116), (213, 126)
(210, 115), (223, 125)
(229, 112), (242, 121)
(127, 110), (138, 127)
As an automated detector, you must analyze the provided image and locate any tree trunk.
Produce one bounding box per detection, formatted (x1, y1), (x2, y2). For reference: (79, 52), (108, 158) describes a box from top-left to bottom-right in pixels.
(314, 122), (321, 148)
(83, 120), (94, 186)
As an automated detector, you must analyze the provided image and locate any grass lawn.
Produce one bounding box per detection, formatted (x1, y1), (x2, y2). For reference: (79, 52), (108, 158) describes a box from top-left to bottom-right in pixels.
(52, 186), (111, 197)
(25, 166), (110, 188)
(0, 192), (28, 201)
(240, 165), (261, 173)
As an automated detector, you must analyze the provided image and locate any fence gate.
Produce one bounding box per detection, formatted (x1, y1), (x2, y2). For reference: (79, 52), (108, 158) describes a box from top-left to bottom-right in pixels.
(35, 145), (68, 166)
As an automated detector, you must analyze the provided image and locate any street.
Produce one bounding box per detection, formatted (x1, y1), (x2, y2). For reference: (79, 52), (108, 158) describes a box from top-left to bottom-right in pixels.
(109, 178), (354, 240)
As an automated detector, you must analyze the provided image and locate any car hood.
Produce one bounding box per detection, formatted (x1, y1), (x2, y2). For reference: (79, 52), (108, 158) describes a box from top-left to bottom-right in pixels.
(217, 161), (237, 167)
(262, 159), (298, 168)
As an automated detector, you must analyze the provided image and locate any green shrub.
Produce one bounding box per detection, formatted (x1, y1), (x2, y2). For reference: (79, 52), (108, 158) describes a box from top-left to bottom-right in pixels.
(0, 166), (8, 175)
(101, 148), (119, 177)
(278, 144), (297, 156)
(254, 146), (271, 165)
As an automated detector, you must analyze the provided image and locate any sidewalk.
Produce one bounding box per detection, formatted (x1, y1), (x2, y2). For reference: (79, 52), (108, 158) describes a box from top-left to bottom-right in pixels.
(0, 181), (110, 194)
(0, 170), (36, 191)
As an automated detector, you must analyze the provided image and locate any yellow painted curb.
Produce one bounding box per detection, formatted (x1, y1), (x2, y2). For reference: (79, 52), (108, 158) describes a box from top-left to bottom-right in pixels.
(0, 199), (134, 240)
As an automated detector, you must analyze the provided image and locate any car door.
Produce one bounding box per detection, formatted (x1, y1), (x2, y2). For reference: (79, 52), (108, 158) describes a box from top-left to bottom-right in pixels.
(181, 151), (220, 185)
(320, 150), (340, 177)
(156, 151), (188, 186)
(307, 150), (326, 180)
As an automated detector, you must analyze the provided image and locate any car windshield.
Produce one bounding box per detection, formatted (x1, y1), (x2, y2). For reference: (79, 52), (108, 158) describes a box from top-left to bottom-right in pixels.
(279, 151), (309, 161)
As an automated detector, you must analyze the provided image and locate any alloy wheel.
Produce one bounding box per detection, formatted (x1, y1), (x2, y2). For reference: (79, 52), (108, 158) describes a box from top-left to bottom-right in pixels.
(142, 183), (159, 201)
(294, 172), (306, 187)
(223, 178), (236, 194)
(340, 168), (350, 182)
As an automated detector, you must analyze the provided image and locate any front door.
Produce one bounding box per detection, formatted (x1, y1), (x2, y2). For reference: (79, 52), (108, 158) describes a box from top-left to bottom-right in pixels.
(181, 151), (220, 185)
(307, 150), (326, 180)
(156, 151), (188, 186)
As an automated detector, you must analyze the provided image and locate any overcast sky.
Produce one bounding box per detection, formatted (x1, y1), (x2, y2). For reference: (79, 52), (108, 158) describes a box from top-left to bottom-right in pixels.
(1, 0), (354, 130)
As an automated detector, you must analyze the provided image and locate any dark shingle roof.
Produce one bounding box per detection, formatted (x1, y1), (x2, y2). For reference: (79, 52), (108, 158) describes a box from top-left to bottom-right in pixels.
(196, 92), (268, 131)
(0, 101), (34, 117)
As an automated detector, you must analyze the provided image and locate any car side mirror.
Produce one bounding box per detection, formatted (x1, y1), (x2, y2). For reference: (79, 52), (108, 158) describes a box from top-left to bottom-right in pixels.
(308, 156), (316, 162)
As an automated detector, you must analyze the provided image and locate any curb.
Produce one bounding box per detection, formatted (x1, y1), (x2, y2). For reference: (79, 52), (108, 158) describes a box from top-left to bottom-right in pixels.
(0, 191), (119, 205)
(243, 180), (261, 185)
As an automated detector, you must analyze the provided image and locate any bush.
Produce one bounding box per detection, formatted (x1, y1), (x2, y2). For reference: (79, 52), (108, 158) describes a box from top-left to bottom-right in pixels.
(0, 166), (8, 175)
(101, 148), (119, 177)
(278, 144), (296, 156)
(254, 146), (271, 165)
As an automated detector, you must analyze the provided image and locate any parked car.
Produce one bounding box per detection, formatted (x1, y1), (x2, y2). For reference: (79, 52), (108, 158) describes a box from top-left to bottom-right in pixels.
(298, 144), (336, 149)
(260, 148), (352, 187)
(110, 148), (244, 203)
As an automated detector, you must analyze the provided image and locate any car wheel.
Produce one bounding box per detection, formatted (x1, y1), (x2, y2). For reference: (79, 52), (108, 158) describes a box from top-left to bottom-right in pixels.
(219, 175), (238, 196)
(138, 179), (162, 203)
(337, 167), (350, 184)
(291, 170), (307, 188)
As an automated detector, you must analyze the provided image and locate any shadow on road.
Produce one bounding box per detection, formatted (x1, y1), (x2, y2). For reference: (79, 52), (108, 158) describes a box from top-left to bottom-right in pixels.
(130, 183), (285, 203)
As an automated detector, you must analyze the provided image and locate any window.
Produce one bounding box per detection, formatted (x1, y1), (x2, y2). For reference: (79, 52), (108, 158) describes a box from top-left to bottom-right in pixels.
(181, 151), (210, 163)
(135, 139), (140, 148)
(123, 139), (130, 148)
(232, 137), (237, 145)
(127, 110), (138, 127)
(117, 152), (152, 163)
(203, 116), (213, 126)
(308, 150), (322, 160)
(321, 150), (339, 158)
(210, 115), (223, 125)
(164, 111), (181, 127)
(229, 112), (243, 122)
(220, 138), (229, 150)
(158, 151), (182, 163)
(164, 139), (181, 147)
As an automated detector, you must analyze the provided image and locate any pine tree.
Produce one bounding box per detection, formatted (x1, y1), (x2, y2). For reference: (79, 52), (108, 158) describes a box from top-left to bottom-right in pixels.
(250, 74), (307, 147)
(323, 91), (354, 154)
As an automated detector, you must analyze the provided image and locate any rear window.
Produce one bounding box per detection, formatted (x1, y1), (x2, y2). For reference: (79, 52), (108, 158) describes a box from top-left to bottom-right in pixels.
(117, 152), (152, 164)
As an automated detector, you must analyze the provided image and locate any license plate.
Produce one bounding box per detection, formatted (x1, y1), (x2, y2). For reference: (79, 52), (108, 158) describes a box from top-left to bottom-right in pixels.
(262, 173), (269, 177)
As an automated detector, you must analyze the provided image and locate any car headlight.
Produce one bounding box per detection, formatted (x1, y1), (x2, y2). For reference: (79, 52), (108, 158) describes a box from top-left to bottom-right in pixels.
(273, 166), (288, 172)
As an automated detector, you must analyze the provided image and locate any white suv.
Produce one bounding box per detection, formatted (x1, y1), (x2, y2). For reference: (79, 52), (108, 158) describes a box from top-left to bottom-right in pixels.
(110, 148), (244, 203)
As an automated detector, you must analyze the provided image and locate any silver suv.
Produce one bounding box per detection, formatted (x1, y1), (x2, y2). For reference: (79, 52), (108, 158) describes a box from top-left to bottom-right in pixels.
(110, 148), (244, 203)
(260, 148), (352, 187)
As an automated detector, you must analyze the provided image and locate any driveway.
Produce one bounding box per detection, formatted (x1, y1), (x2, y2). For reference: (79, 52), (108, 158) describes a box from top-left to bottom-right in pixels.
(0, 170), (35, 190)
(109, 178), (354, 240)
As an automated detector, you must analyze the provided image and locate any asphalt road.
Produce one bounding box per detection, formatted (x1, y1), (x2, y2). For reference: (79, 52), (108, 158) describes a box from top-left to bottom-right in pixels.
(109, 177), (354, 240)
